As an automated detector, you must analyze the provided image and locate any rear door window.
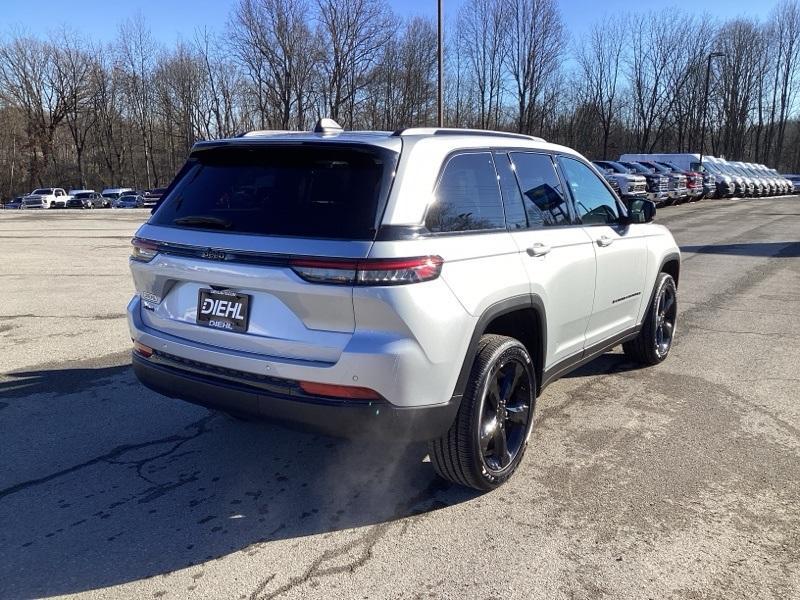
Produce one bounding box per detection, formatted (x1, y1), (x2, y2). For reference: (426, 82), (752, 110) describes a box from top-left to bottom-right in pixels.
(150, 144), (397, 240)
(425, 152), (505, 233)
(509, 152), (572, 227)
(493, 153), (528, 230)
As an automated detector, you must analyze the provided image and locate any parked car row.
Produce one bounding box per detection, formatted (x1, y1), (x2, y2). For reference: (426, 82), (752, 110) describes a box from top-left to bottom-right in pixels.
(593, 153), (795, 207)
(2, 187), (167, 209)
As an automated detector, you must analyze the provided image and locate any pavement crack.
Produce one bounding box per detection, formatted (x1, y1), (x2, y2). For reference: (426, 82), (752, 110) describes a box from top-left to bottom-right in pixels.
(0, 313), (125, 321)
(248, 574), (276, 600)
(0, 413), (216, 501)
(248, 477), (456, 600)
(689, 324), (796, 339)
(253, 522), (393, 600)
(679, 302), (800, 318)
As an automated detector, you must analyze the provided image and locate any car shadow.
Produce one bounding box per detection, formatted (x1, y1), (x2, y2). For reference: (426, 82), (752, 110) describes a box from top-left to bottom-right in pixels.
(681, 241), (800, 258)
(0, 361), (477, 598)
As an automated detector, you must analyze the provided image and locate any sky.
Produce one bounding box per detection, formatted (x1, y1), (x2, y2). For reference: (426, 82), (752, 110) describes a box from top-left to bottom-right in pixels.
(0, 0), (776, 46)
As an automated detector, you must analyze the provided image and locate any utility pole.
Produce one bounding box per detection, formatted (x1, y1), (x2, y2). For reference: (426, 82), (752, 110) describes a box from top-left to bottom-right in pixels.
(699, 52), (725, 169)
(437, 0), (443, 127)
(9, 135), (15, 198)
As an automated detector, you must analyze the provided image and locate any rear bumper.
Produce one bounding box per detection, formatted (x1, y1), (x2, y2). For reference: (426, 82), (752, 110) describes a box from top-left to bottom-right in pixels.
(132, 352), (459, 441)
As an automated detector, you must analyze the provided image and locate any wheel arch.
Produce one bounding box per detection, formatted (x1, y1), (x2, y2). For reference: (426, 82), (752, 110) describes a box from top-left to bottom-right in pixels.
(660, 252), (681, 287)
(452, 295), (547, 399)
(639, 252), (681, 328)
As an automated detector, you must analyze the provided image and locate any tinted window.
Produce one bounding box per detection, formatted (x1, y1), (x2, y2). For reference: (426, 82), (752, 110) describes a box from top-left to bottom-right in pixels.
(558, 157), (620, 225)
(426, 152), (505, 233)
(151, 145), (396, 240)
(509, 152), (571, 227)
(494, 153), (527, 230)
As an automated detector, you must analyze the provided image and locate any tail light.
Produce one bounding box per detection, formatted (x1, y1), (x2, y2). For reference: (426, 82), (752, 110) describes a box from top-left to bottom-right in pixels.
(131, 238), (159, 262)
(290, 256), (443, 286)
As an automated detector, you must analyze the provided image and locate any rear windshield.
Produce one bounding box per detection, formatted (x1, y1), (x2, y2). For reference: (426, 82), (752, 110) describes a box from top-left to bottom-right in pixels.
(150, 144), (397, 240)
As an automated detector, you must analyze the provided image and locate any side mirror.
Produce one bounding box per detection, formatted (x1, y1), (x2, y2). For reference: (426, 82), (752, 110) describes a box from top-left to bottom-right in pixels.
(627, 199), (656, 224)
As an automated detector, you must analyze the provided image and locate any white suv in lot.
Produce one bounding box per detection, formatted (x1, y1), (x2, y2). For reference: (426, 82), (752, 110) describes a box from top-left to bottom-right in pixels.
(127, 122), (680, 490)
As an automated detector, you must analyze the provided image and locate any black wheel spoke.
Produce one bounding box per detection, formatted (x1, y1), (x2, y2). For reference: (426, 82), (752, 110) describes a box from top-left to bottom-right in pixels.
(662, 292), (675, 314)
(480, 418), (496, 454)
(494, 427), (510, 467)
(487, 378), (501, 408)
(503, 363), (523, 401)
(663, 321), (674, 337)
(506, 403), (529, 425)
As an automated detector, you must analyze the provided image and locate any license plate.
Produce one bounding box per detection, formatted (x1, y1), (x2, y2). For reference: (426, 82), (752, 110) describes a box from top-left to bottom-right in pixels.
(196, 289), (251, 333)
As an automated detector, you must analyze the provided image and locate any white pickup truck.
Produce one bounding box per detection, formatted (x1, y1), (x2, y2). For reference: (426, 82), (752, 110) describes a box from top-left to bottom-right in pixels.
(22, 188), (71, 209)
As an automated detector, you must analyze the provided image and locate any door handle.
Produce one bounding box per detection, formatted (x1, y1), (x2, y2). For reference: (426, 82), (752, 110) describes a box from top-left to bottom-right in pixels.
(596, 235), (614, 247)
(527, 243), (551, 257)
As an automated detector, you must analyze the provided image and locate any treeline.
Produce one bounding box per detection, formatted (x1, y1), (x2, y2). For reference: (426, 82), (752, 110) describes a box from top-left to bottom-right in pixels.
(1, 0), (800, 196)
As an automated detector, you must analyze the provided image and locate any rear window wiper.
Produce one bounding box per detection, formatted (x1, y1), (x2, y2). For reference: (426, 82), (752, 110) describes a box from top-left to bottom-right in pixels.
(173, 215), (232, 229)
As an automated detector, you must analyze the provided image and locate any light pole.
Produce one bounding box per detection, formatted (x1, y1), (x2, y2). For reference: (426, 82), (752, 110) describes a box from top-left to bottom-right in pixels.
(437, 0), (443, 127)
(699, 51), (725, 169)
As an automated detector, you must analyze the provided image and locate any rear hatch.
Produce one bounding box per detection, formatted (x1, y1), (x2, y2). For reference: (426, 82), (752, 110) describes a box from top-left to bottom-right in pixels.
(131, 141), (398, 364)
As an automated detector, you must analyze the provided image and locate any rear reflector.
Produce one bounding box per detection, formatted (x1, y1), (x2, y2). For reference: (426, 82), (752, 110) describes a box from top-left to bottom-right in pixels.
(299, 381), (381, 400)
(133, 341), (154, 358)
(290, 256), (443, 286)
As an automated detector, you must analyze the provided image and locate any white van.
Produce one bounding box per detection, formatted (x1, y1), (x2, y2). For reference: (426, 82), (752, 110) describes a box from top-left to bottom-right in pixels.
(619, 153), (704, 173)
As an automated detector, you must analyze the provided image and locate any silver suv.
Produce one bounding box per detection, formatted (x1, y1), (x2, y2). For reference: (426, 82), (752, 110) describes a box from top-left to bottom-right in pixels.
(128, 121), (681, 491)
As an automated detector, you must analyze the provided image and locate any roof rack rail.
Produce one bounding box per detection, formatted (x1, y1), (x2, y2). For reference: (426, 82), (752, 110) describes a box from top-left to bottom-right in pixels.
(391, 127), (545, 143)
(238, 130), (295, 138)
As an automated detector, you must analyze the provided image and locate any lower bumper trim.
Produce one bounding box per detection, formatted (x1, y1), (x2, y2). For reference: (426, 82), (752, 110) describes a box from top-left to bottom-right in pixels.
(132, 354), (459, 441)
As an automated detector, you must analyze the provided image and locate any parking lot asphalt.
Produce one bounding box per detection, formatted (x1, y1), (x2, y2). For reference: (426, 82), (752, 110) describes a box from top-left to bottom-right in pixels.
(0, 200), (798, 600)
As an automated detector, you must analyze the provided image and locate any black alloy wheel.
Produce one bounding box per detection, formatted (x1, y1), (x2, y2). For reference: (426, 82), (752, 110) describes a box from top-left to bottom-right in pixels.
(429, 334), (536, 491)
(479, 357), (532, 473)
(623, 272), (678, 365)
(655, 283), (677, 358)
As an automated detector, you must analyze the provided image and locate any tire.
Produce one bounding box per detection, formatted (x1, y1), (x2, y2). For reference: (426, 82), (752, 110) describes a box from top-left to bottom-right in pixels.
(429, 334), (536, 491)
(623, 272), (677, 365)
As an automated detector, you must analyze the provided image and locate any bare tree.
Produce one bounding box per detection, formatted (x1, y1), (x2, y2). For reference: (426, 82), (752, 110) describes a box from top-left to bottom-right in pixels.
(117, 14), (158, 187)
(0, 36), (70, 187)
(715, 19), (764, 159)
(458, 0), (505, 129)
(575, 19), (624, 158)
(316, 0), (395, 125)
(56, 34), (98, 187)
(230, 0), (319, 129)
(763, 1), (800, 167)
(3, 3), (800, 196)
(505, 0), (565, 135)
